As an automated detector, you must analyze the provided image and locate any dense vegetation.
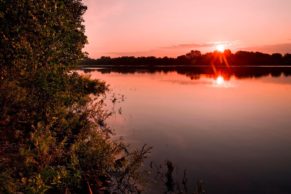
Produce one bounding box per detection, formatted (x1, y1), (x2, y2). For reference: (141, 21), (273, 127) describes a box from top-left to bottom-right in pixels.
(82, 50), (291, 67)
(0, 1), (150, 193)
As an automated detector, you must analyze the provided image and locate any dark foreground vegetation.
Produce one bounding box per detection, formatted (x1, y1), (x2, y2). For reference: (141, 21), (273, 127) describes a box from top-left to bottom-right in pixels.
(82, 50), (291, 68)
(0, 1), (152, 193)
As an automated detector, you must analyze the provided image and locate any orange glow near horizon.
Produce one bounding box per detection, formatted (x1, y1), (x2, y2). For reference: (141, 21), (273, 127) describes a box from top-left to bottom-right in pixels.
(83, 0), (291, 58)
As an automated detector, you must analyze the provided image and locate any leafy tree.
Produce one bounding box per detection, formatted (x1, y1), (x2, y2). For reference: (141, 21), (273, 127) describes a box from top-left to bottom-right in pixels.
(0, 0), (150, 193)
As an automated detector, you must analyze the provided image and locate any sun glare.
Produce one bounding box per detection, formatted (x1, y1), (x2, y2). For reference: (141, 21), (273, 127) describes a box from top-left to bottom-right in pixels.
(215, 75), (225, 85)
(216, 44), (225, 52)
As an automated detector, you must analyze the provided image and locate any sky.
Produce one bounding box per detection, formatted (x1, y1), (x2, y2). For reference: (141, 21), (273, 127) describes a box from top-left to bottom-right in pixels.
(83, 0), (291, 58)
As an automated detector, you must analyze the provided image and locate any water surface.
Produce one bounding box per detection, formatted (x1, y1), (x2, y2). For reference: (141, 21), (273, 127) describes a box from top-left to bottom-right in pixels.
(83, 69), (291, 194)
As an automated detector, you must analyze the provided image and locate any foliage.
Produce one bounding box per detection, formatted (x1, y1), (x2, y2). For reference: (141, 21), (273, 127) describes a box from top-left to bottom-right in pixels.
(0, 0), (150, 193)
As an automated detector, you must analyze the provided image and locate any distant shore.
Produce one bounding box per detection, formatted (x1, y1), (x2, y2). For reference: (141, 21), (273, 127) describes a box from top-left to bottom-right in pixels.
(81, 50), (291, 68)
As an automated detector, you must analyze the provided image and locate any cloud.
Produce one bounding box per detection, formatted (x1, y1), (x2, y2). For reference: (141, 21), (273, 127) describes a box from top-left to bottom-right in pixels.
(161, 40), (240, 50)
(161, 43), (213, 50)
(103, 40), (242, 57)
(241, 43), (291, 54)
(105, 49), (158, 56)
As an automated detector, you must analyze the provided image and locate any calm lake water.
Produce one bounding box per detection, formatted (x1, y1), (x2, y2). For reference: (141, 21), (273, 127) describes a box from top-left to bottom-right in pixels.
(82, 69), (291, 194)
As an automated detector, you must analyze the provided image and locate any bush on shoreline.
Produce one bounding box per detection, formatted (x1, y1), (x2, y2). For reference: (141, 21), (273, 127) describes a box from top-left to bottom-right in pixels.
(0, 1), (150, 193)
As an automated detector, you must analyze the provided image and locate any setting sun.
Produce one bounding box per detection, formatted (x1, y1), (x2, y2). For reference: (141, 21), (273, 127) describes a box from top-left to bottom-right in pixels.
(216, 44), (225, 52)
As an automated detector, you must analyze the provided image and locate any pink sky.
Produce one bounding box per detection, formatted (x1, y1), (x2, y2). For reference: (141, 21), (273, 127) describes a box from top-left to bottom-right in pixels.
(83, 0), (291, 58)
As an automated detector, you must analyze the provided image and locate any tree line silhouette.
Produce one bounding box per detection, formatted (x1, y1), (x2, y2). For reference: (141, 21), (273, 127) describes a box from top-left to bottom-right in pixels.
(82, 50), (291, 67)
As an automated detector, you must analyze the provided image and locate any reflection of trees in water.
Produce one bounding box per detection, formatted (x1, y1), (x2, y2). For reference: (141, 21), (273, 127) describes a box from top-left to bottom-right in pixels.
(83, 66), (291, 80)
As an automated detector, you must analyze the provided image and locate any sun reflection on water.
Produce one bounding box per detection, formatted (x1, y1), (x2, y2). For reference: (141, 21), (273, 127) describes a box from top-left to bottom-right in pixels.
(215, 75), (225, 85)
(213, 75), (234, 88)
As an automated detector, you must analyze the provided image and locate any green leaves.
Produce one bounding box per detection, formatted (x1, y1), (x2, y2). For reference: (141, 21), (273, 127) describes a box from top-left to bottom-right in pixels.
(0, 0), (92, 193)
(0, 1), (150, 193)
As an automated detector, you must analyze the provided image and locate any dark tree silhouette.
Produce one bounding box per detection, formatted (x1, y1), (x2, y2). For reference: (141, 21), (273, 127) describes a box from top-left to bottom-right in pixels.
(81, 50), (291, 68)
(0, 1), (150, 193)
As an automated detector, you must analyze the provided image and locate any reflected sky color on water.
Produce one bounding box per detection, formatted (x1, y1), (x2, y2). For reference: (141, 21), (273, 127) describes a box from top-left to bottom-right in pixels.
(82, 70), (291, 193)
